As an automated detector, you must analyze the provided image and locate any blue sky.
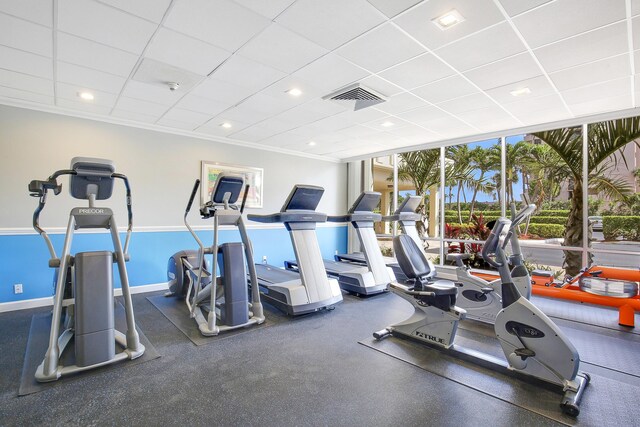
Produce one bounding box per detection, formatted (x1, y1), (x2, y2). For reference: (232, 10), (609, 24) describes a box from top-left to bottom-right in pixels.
(399, 135), (526, 203)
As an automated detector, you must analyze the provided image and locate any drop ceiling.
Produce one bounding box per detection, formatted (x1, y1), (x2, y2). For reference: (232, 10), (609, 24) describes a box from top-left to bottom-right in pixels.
(0, 0), (639, 161)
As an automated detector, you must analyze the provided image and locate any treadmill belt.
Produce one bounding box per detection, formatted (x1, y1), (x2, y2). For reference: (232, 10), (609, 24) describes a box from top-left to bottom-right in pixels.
(255, 264), (300, 284)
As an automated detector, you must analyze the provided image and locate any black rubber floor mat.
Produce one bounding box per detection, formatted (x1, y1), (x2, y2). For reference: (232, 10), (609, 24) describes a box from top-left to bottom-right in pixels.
(359, 335), (638, 426)
(147, 294), (287, 346)
(19, 302), (160, 396)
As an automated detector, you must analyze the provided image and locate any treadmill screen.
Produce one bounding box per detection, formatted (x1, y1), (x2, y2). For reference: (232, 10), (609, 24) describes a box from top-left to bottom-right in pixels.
(281, 185), (324, 211)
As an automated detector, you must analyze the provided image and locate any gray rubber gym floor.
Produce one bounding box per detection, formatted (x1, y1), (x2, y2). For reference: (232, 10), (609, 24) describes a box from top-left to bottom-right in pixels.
(0, 291), (638, 426)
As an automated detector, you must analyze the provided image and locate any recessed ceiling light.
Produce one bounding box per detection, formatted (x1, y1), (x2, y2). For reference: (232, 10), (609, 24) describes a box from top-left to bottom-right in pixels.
(287, 88), (302, 97)
(78, 91), (94, 101)
(308, 141), (316, 146)
(220, 122), (232, 129)
(381, 121), (395, 127)
(510, 87), (531, 97)
(432, 9), (465, 30)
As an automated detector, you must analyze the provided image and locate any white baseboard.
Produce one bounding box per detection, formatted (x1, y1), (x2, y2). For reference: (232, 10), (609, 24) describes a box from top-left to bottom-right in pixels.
(0, 282), (169, 313)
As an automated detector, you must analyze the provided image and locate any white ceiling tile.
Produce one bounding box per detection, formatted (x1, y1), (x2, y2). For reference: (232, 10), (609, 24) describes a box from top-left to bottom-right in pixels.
(292, 53), (369, 93)
(0, 69), (53, 96)
(57, 61), (126, 94)
(276, 0), (385, 50)
(634, 49), (640, 71)
(387, 124), (439, 142)
(96, 0), (172, 23)
(121, 80), (184, 105)
(145, 28), (231, 76)
(485, 75), (556, 104)
(513, 0), (625, 49)
(260, 130), (308, 147)
(358, 75), (404, 97)
(239, 92), (294, 116)
(164, 0), (269, 52)
(199, 116), (251, 134)
(497, 0), (552, 17)
(238, 24), (328, 73)
(0, 45), (52, 79)
(190, 77), (255, 105)
(247, 117), (296, 134)
(161, 108), (211, 126)
(0, 13), (52, 57)
(420, 116), (476, 134)
(174, 94), (229, 116)
(56, 98), (112, 115)
(0, 85), (53, 104)
(110, 108), (160, 123)
(379, 53), (454, 90)
(302, 98), (349, 116)
(211, 55), (287, 92)
(272, 105), (337, 127)
(132, 58), (203, 92)
(395, 105), (451, 125)
(307, 112), (355, 133)
(515, 106), (572, 125)
(633, 0), (640, 16)
(569, 93), (632, 116)
(437, 92), (496, 114)
(463, 52), (541, 90)
(259, 76), (326, 107)
(366, 0), (422, 18)
(632, 16), (640, 49)
(218, 104), (272, 124)
(337, 23), (424, 73)
(436, 22), (526, 72)
(57, 32), (138, 77)
(561, 77), (631, 105)
(535, 22), (628, 73)
(337, 125), (381, 139)
(228, 124), (281, 142)
(0, 0), (52, 26)
(55, 82), (117, 106)
(455, 106), (520, 131)
(156, 117), (198, 131)
(550, 54), (630, 91)
(233, 0), (296, 19)
(362, 115), (412, 130)
(412, 75), (478, 103)
(58, 0), (157, 54)
(502, 93), (569, 117)
(394, 0), (505, 50)
(346, 107), (390, 124)
(374, 92), (425, 115)
(115, 96), (170, 116)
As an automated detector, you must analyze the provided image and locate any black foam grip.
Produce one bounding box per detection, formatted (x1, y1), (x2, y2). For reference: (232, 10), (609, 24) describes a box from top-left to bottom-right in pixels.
(186, 179), (200, 212)
(240, 184), (249, 213)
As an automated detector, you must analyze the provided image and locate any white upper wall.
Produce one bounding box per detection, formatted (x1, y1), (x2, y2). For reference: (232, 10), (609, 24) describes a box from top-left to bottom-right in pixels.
(0, 105), (347, 230)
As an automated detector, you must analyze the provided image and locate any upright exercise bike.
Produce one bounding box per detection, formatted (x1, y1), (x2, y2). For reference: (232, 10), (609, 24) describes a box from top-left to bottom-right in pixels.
(28, 157), (145, 382)
(444, 204), (536, 324)
(374, 217), (590, 417)
(166, 174), (265, 336)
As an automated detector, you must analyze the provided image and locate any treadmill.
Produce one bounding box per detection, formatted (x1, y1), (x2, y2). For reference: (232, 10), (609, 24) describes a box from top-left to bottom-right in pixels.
(335, 196), (435, 283)
(247, 185), (343, 315)
(285, 191), (394, 296)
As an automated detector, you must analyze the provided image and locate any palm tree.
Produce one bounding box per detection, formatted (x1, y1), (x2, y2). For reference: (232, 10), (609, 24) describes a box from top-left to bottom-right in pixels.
(395, 149), (441, 235)
(532, 118), (640, 275)
(468, 146), (499, 219)
(446, 145), (474, 223)
(520, 143), (571, 208)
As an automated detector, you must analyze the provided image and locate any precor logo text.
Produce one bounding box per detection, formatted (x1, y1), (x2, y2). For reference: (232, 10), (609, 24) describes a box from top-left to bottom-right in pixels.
(78, 208), (106, 214)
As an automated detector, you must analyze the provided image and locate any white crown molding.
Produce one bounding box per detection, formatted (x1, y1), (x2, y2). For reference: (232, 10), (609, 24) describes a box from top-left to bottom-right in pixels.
(343, 106), (640, 161)
(0, 99), (342, 164)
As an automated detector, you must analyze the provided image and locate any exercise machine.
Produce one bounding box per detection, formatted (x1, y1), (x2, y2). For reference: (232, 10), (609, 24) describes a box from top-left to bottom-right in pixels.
(374, 218), (590, 417)
(166, 174), (265, 336)
(28, 157), (145, 382)
(284, 191), (393, 296)
(247, 185), (343, 315)
(336, 195), (433, 283)
(443, 204), (536, 324)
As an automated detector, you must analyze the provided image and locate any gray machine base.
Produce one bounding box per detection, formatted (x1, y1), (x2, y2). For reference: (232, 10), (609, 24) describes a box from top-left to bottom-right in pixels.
(20, 302), (159, 396)
(258, 287), (343, 316)
(339, 281), (389, 297)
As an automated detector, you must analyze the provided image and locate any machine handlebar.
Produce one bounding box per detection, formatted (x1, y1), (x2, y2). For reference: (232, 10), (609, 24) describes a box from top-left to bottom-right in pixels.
(511, 204), (536, 228)
(482, 218), (511, 269)
(186, 179), (200, 214)
(240, 184), (249, 214)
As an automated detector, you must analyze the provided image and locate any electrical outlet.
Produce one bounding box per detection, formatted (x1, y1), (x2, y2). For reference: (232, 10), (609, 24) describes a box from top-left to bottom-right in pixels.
(262, 256), (267, 264)
(14, 283), (23, 294)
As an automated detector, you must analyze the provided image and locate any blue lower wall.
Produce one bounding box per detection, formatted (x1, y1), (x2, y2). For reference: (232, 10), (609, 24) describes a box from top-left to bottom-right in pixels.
(0, 225), (348, 303)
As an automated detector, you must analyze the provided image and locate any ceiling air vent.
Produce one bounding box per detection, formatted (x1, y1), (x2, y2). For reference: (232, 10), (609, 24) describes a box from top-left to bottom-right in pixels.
(323, 84), (386, 111)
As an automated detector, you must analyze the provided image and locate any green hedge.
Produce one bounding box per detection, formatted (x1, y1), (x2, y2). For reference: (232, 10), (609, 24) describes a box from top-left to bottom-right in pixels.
(445, 216), (499, 224)
(536, 210), (569, 217)
(528, 216), (567, 225)
(444, 210), (502, 217)
(603, 216), (640, 241)
(444, 209), (569, 218)
(526, 224), (565, 238)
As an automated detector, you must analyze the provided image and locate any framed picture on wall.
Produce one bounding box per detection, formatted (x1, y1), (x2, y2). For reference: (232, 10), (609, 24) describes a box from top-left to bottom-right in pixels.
(200, 161), (264, 208)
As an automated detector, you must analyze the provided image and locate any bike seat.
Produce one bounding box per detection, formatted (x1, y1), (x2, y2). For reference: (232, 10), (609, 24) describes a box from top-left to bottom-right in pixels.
(393, 234), (436, 280)
(422, 281), (458, 296)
